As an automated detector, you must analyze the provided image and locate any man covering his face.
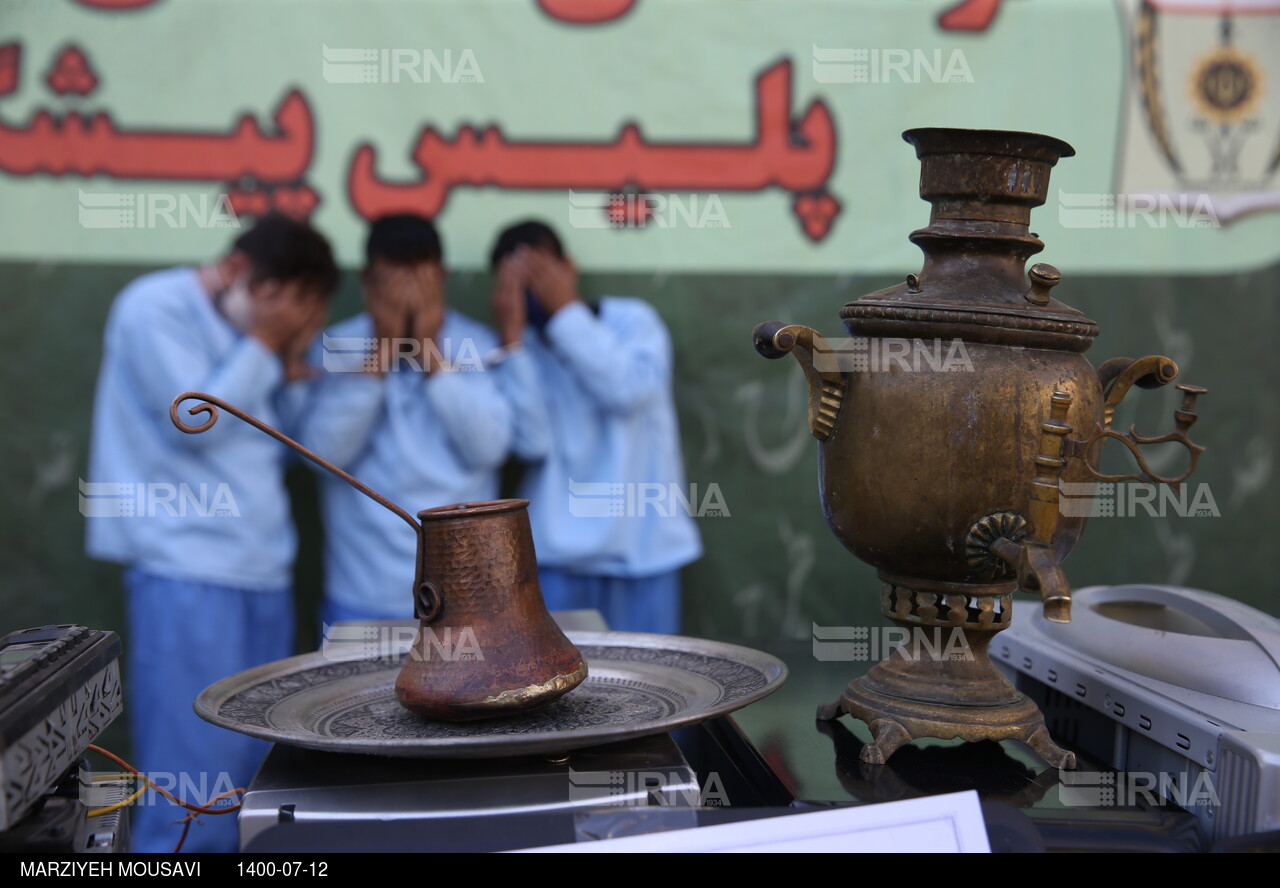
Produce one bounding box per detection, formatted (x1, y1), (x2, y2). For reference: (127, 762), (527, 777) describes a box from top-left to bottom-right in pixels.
(86, 213), (339, 852)
(294, 214), (541, 626)
(488, 220), (702, 634)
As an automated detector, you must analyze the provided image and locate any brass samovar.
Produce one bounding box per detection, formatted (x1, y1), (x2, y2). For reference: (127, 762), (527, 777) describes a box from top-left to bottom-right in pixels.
(753, 129), (1206, 767)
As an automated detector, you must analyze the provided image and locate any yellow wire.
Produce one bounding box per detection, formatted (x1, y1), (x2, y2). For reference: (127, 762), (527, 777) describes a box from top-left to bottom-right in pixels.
(91, 773), (134, 783)
(84, 744), (244, 822)
(87, 781), (148, 817)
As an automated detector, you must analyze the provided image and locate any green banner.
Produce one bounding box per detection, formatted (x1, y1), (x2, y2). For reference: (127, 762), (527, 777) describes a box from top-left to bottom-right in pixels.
(2, 0), (1277, 271)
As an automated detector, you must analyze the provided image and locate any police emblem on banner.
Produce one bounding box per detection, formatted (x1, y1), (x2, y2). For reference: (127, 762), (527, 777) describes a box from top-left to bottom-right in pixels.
(1116, 0), (1280, 223)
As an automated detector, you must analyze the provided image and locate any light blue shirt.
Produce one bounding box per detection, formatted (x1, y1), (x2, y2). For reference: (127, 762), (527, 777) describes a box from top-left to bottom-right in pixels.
(295, 309), (541, 616)
(86, 267), (299, 591)
(514, 298), (703, 578)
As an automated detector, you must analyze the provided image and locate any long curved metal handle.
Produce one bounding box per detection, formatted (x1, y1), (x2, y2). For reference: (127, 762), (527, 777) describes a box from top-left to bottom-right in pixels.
(170, 392), (440, 621)
(171, 391), (420, 531)
(752, 321), (846, 440)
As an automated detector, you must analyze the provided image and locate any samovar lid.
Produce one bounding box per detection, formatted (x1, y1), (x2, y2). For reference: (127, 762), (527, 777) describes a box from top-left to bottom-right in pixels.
(843, 128), (1098, 353)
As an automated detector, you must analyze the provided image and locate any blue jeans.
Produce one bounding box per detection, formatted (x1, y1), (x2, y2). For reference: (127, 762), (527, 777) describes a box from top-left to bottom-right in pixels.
(124, 569), (293, 853)
(537, 568), (681, 634)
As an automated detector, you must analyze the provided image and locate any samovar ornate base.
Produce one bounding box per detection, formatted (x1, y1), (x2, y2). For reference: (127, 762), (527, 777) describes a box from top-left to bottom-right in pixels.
(816, 581), (1075, 768)
(819, 688), (1074, 769)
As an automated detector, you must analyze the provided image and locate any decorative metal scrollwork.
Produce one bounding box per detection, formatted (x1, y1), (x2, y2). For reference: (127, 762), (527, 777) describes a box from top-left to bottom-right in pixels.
(1071, 382), (1207, 488)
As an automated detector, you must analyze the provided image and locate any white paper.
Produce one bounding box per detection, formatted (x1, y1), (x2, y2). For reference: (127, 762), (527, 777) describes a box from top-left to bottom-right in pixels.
(515, 790), (990, 853)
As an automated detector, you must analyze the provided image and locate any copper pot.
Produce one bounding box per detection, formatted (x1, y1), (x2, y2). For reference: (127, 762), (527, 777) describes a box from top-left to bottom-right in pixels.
(169, 394), (587, 722)
(396, 499), (587, 721)
(753, 128), (1206, 766)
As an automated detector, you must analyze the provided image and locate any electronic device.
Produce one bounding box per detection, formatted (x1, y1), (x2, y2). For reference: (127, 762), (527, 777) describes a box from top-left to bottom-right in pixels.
(0, 625), (123, 835)
(993, 585), (1280, 840)
(240, 609), (703, 851)
(238, 732), (702, 852)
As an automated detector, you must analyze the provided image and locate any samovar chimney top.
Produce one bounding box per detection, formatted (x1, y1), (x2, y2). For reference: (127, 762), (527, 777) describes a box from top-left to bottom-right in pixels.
(901, 128), (1076, 246)
(902, 128), (1075, 162)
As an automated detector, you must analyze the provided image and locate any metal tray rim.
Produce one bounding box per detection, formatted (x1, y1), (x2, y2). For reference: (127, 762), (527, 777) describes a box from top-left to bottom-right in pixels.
(194, 631), (788, 758)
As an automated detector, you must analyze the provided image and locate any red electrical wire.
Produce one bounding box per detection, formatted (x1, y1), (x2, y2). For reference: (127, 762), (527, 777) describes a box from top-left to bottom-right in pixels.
(86, 743), (245, 853)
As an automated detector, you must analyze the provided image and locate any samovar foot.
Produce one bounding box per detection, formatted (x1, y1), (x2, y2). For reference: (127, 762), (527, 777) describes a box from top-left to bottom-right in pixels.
(835, 670), (1078, 769)
(860, 719), (913, 765)
(1023, 725), (1076, 770)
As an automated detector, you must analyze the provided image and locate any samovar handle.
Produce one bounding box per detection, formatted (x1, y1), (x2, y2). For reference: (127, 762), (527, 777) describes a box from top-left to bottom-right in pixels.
(986, 371), (1208, 624)
(1074, 358), (1207, 486)
(170, 392), (438, 621)
(1095, 355), (1179, 432)
(752, 321), (847, 440)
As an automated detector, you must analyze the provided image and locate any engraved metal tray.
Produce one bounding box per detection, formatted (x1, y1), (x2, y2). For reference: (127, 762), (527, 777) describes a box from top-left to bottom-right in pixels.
(194, 632), (787, 758)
